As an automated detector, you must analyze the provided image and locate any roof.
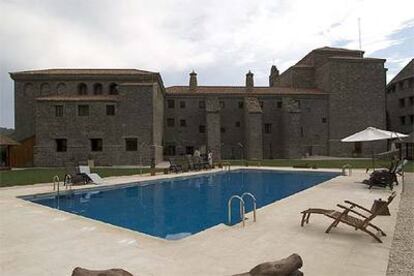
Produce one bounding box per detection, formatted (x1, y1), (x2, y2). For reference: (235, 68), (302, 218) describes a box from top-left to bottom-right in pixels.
(166, 86), (325, 95)
(388, 59), (414, 85)
(11, 68), (156, 76)
(314, 46), (364, 53)
(0, 134), (19, 146)
(36, 95), (119, 102)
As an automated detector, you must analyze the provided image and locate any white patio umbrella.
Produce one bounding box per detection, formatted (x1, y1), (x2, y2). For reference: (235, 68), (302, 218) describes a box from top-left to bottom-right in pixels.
(341, 127), (408, 169)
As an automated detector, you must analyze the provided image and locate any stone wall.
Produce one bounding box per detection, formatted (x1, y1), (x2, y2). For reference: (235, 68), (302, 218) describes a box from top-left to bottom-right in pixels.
(323, 58), (387, 156)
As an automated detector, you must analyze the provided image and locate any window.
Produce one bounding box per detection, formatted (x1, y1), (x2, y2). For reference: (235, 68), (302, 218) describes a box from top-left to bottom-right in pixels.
(55, 139), (67, 152)
(90, 138), (103, 152)
(235, 121), (241, 127)
(264, 123), (272, 134)
(219, 101), (225, 109)
(300, 127), (304, 137)
(167, 118), (175, 127)
(165, 145), (176, 156)
(322, 117), (327, 123)
(179, 101), (186, 108)
(185, 146), (194, 155)
(354, 142), (362, 154)
(109, 83), (118, 95)
(277, 101), (282, 108)
(55, 105), (63, 117)
(220, 127), (226, 133)
(409, 96), (414, 105)
(94, 83), (103, 95)
(199, 100), (205, 109)
(398, 81), (404, 90)
(238, 101), (244, 109)
(106, 105), (115, 116)
(167, 99), (175, 108)
(400, 116), (406, 125)
(78, 83), (87, 95)
(180, 119), (187, 127)
(399, 98), (405, 107)
(410, 115), (414, 124)
(259, 101), (264, 108)
(125, 138), (138, 151)
(409, 78), (414, 88)
(199, 125), (206, 133)
(78, 105), (89, 116)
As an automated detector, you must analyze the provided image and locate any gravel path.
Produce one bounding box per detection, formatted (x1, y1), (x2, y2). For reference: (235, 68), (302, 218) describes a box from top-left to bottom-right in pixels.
(387, 173), (414, 275)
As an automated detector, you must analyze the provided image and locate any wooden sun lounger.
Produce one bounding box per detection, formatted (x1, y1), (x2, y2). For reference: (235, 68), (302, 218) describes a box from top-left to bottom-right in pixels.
(300, 192), (396, 243)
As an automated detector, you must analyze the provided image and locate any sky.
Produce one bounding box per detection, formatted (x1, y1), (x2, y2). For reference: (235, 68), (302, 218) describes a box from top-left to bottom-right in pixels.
(1, 0), (413, 128)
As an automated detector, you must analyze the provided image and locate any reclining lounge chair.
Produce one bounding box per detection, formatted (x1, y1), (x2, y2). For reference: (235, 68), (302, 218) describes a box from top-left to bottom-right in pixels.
(300, 192), (397, 242)
(78, 165), (104, 184)
(363, 159), (407, 189)
(169, 157), (183, 173)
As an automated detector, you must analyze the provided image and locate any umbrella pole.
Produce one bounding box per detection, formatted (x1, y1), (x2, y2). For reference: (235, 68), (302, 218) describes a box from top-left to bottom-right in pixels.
(371, 144), (376, 171)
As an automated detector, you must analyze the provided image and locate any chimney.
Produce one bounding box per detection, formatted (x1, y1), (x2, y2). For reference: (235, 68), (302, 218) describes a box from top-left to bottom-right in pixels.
(246, 70), (254, 92)
(189, 70), (197, 92)
(269, 65), (279, 87)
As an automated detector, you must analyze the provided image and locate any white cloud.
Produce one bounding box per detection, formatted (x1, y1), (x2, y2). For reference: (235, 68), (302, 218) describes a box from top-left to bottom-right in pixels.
(1, 0), (413, 127)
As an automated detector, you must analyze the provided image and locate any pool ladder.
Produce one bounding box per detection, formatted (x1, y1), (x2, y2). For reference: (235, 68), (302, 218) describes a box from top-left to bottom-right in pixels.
(227, 192), (257, 227)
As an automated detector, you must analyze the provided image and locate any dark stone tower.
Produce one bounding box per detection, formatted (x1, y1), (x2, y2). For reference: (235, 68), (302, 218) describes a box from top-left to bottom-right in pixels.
(246, 71), (254, 92)
(269, 65), (279, 87)
(189, 71), (197, 92)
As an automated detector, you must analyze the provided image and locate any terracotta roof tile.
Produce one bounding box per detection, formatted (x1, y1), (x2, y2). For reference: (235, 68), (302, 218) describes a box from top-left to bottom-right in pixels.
(36, 95), (119, 102)
(166, 86), (325, 95)
(11, 68), (155, 75)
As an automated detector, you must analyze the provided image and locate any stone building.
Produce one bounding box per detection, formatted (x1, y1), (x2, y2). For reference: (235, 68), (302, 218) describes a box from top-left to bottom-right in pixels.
(386, 59), (414, 160)
(10, 47), (387, 166)
(10, 69), (165, 166)
(386, 59), (414, 134)
(165, 47), (387, 160)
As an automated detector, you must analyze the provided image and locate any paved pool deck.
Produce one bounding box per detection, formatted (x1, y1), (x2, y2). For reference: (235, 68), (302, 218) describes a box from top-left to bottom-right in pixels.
(0, 167), (409, 275)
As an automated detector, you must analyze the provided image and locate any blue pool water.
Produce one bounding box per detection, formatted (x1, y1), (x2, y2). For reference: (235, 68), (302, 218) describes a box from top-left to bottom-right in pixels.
(25, 169), (338, 240)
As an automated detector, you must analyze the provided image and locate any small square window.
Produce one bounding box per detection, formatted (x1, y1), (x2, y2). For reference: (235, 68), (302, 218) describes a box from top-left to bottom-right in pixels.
(167, 99), (175, 108)
(180, 119), (187, 127)
(219, 101), (225, 109)
(264, 123), (271, 134)
(199, 100), (205, 109)
(235, 121), (241, 127)
(400, 116), (406, 125)
(90, 138), (103, 152)
(167, 118), (175, 127)
(409, 96), (414, 105)
(165, 145), (176, 156)
(398, 81), (404, 90)
(322, 117), (327, 123)
(238, 101), (244, 109)
(410, 115), (414, 124)
(180, 101), (186, 108)
(399, 98), (405, 107)
(199, 125), (206, 133)
(220, 127), (226, 133)
(277, 101), (282, 108)
(125, 138), (138, 151)
(55, 105), (63, 117)
(106, 105), (115, 116)
(55, 139), (67, 152)
(186, 146), (194, 155)
(78, 105), (89, 116)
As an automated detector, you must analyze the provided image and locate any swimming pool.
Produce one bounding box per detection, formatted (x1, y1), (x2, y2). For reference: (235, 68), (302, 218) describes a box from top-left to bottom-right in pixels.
(24, 169), (338, 240)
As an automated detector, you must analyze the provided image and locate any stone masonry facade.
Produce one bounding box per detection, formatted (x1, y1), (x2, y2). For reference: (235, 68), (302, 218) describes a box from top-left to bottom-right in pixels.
(10, 47), (389, 166)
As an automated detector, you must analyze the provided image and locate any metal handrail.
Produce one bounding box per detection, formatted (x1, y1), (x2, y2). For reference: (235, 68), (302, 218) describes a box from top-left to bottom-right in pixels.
(228, 195), (245, 227)
(53, 175), (60, 191)
(63, 174), (72, 190)
(241, 192), (257, 222)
